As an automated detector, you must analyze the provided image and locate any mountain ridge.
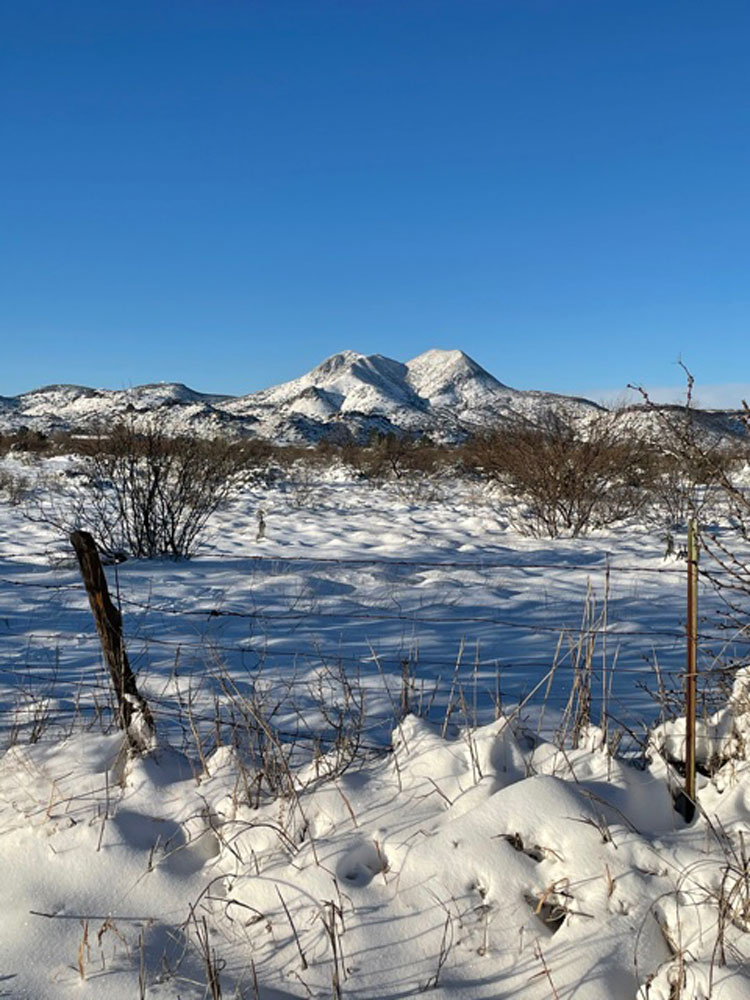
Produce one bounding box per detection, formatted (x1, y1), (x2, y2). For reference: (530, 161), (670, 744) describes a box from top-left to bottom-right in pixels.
(0, 349), (742, 444)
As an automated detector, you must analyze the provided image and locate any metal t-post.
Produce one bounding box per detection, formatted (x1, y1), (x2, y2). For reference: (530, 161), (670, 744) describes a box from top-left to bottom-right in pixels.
(685, 517), (698, 808)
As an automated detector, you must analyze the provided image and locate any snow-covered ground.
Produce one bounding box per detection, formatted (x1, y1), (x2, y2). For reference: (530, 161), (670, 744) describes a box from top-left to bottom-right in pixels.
(2, 460), (750, 997)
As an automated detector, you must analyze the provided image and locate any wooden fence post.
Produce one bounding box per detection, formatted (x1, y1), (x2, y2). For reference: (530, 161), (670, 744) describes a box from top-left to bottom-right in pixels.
(70, 530), (154, 753)
(684, 517), (699, 814)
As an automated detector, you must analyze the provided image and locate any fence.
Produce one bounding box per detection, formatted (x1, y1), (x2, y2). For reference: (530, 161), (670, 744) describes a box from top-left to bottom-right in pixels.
(2, 536), (748, 768)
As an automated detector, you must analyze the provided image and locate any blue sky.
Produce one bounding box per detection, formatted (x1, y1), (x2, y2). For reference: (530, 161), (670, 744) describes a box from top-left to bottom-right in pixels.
(2, 0), (749, 404)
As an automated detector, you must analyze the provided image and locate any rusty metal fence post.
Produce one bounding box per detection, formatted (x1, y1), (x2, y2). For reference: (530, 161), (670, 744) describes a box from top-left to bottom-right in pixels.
(684, 517), (699, 811)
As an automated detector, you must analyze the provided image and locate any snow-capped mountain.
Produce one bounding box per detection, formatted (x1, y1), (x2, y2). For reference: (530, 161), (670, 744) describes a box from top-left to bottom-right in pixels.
(0, 349), (742, 444)
(220, 348), (604, 441)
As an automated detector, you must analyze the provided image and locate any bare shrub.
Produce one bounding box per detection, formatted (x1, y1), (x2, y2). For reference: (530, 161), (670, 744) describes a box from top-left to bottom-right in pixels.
(692, 425), (750, 609)
(389, 471), (445, 504)
(0, 429), (83, 461)
(3, 427), (51, 454)
(28, 419), (256, 559)
(347, 432), (416, 481)
(0, 466), (29, 505)
(282, 459), (326, 508)
(631, 372), (750, 570)
(467, 408), (652, 537)
(625, 374), (735, 553)
(337, 432), (455, 486)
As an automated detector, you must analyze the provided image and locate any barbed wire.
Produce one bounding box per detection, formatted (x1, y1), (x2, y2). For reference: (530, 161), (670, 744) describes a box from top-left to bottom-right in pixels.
(0, 553), (719, 574)
(2, 542), (749, 747)
(0, 575), (84, 591)
(4, 608), (743, 655)
(106, 596), (750, 645)
(0, 633), (740, 684)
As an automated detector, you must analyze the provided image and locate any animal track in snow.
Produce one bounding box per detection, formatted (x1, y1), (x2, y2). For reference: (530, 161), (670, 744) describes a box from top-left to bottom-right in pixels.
(337, 839), (389, 886)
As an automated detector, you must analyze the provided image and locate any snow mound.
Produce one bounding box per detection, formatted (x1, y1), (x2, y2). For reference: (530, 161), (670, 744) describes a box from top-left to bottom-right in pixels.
(5, 706), (750, 998)
(652, 666), (750, 769)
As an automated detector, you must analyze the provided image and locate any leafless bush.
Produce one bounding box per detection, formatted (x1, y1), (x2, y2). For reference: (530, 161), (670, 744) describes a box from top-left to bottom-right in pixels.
(0, 466), (29, 505)
(627, 374), (736, 553)
(347, 432), (417, 481)
(389, 471), (446, 504)
(0, 428), (51, 454)
(644, 452), (723, 543)
(697, 418), (750, 600)
(632, 372), (750, 588)
(339, 433), (454, 483)
(282, 460), (326, 508)
(467, 409), (652, 537)
(27, 419), (257, 559)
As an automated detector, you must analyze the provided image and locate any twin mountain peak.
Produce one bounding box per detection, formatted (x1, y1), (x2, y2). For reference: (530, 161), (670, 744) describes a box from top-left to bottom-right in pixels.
(0, 348), (732, 444)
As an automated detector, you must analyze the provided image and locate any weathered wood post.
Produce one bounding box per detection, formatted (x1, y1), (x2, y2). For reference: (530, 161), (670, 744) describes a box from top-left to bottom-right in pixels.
(70, 530), (154, 753)
(684, 517), (699, 812)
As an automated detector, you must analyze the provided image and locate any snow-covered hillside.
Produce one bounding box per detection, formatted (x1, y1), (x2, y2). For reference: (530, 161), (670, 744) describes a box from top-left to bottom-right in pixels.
(2, 349), (745, 447)
(0, 349), (606, 443)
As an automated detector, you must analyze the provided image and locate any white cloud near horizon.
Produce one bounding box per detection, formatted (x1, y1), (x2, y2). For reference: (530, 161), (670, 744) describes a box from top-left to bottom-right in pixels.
(585, 383), (750, 410)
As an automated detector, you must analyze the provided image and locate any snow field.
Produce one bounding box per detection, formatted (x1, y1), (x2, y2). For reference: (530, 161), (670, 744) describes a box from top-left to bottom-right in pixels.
(2, 462), (750, 996)
(3, 464), (741, 752)
(4, 700), (750, 998)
